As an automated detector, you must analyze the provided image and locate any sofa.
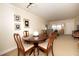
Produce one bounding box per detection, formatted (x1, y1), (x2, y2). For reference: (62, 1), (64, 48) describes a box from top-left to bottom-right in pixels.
(72, 30), (79, 39)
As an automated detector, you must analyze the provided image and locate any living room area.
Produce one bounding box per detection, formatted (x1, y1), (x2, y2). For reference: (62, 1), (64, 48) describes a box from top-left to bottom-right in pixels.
(0, 3), (79, 56)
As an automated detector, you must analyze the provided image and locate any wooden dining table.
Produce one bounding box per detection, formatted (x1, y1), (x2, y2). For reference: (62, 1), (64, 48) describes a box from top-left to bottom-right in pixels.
(22, 35), (47, 56)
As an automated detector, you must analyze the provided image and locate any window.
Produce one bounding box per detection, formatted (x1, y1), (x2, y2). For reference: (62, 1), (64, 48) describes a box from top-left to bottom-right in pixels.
(52, 25), (57, 30)
(57, 25), (62, 30)
(52, 24), (64, 31)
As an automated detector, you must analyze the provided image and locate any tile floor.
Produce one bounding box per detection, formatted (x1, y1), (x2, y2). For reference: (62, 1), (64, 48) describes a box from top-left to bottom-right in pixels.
(3, 35), (79, 56)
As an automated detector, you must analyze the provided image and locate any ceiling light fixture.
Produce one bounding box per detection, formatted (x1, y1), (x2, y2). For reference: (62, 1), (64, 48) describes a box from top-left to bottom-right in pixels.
(26, 3), (33, 8)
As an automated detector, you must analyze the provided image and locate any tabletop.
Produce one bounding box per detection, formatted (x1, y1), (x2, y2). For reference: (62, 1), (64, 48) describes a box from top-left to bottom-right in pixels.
(22, 35), (47, 43)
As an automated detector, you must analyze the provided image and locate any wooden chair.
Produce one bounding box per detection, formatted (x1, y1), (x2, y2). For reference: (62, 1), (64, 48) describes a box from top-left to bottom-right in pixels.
(14, 33), (34, 56)
(38, 32), (56, 56)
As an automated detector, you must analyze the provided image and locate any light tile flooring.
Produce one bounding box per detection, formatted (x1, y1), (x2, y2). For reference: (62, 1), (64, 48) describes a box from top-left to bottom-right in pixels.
(3, 35), (79, 56)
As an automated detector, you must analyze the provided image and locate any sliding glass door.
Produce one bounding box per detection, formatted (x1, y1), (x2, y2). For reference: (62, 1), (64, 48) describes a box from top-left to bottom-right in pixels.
(52, 24), (64, 35)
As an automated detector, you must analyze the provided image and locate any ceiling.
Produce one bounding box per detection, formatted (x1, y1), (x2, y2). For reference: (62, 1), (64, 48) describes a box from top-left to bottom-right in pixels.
(12, 3), (79, 20)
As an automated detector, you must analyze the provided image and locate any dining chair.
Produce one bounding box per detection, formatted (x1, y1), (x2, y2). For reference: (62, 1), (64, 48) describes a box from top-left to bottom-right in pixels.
(38, 32), (56, 56)
(14, 33), (34, 56)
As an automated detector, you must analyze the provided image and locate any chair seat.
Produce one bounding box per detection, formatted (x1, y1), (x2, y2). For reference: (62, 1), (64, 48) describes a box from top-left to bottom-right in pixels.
(38, 39), (48, 49)
(23, 43), (34, 51)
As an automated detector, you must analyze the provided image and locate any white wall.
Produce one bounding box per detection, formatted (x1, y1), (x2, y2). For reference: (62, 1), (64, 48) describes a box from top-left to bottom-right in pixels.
(74, 16), (79, 30)
(0, 4), (15, 54)
(0, 4), (46, 54)
(48, 19), (75, 34)
(75, 16), (79, 25)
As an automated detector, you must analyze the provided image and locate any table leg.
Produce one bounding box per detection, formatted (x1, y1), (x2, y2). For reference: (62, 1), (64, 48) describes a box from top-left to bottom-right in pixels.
(29, 43), (40, 56)
(29, 47), (35, 55)
(37, 47), (39, 55)
(33, 47), (35, 56)
(34, 43), (40, 56)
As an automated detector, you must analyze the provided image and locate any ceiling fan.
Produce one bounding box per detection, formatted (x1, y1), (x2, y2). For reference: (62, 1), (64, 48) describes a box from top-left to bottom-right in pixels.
(26, 3), (33, 8)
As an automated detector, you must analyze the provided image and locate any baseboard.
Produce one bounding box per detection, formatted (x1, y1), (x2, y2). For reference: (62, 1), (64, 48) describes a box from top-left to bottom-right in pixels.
(0, 46), (17, 56)
(64, 34), (72, 36)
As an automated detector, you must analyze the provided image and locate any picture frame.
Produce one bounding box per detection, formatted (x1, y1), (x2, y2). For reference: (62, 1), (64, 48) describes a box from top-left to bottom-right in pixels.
(24, 18), (29, 27)
(14, 15), (21, 21)
(15, 23), (21, 30)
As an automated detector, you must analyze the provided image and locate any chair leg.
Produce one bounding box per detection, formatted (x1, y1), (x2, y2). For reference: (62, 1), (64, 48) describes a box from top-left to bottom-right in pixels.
(51, 47), (54, 56)
(52, 49), (54, 56)
(46, 50), (48, 56)
(33, 48), (35, 56)
(46, 51), (48, 56)
(23, 53), (26, 56)
(37, 47), (39, 56)
(18, 49), (20, 56)
(29, 48), (34, 55)
(18, 51), (20, 56)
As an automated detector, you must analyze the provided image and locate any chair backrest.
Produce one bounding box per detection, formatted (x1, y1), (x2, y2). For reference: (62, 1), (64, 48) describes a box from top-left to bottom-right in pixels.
(47, 32), (56, 51)
(14, 33), (25, 52)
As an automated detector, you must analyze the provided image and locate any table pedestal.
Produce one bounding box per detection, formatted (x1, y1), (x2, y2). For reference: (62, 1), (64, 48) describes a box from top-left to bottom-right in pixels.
(29, 43), (39, 56)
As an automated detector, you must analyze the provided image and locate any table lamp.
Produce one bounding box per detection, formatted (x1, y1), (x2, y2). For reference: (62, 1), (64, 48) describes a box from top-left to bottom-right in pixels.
(33, 31), (39, 37)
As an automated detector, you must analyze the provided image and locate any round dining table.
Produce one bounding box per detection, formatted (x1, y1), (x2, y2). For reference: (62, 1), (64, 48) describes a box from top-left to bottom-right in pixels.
(22, 35), (47, 56)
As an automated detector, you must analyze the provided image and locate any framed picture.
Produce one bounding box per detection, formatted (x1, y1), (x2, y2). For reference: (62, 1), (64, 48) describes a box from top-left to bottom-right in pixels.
(14, 15), (21, 21)
(24, 19), (29, 27)
(15, 23), (21, 30)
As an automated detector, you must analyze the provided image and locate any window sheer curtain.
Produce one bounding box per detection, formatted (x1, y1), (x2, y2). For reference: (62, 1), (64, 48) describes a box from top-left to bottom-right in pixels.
(52, 24), (64, 31)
